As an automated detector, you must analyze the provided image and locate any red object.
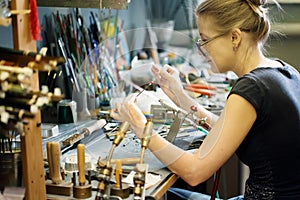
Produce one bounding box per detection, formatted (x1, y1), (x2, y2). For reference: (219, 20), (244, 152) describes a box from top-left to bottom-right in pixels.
(30, 0), (41, 40)
(185, 83), (217, 90)
(184, 85), (215, 97)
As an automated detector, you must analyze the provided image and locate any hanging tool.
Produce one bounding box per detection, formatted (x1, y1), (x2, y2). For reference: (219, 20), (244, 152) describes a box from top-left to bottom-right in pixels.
(56, 11), (70, 57)
(89, 11), (100, 46)
(75, 8), (92, 62)
(67, 13), (81, 66)
(58, 38), (81, 92)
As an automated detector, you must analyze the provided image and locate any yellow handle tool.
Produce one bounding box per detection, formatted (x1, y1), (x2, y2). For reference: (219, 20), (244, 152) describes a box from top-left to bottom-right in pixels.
(77, 144), (86, 186)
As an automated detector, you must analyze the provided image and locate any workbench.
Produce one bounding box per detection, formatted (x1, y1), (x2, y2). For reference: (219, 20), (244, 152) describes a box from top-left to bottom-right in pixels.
(42, 118), (206, 200)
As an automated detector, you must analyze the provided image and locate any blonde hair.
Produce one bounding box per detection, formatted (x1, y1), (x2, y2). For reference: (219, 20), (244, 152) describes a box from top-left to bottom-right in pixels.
(196, 0), (275, 44)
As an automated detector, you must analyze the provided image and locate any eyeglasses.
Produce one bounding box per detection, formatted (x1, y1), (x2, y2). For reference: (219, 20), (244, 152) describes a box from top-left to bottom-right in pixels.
(195, 32), (227, 57)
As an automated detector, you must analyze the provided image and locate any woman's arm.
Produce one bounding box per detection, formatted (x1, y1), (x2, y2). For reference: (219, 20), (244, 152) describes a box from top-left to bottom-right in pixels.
(148, 94), (256, 186)
(110, 86), (256, 186)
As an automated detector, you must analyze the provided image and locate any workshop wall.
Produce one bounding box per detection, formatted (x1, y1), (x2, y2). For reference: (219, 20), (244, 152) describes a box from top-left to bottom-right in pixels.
(2, 0), (298, 71)
(266, 3), (300, 71)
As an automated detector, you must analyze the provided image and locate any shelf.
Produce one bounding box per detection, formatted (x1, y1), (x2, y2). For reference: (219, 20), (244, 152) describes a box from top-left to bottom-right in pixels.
(37, 0), (128, 9)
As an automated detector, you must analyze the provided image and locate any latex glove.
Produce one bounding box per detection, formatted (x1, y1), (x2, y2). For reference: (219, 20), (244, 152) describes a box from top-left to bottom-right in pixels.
(110, 93), (147, 139)
(151, 64), (184, 106)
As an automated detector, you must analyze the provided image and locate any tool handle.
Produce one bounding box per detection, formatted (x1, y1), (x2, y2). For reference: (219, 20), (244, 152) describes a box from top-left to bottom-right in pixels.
(77, 144), (86, 185)
(115, 159), (122, 188)
(98, 157), (140, 166)
(51, 142), (62, 184)
(184, 86), (215, 97)
(84, 119), (106, 135)
(185, 83), (217, 90)
(46, 142), (53, 179)
(113, 121), (130, 146)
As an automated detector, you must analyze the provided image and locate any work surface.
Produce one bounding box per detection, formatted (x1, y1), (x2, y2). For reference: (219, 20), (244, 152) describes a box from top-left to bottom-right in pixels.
(44, 120), (204, 199)
(43, 76), (230, 199)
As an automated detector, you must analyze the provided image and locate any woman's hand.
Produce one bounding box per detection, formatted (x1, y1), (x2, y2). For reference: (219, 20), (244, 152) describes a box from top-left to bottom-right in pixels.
(151, 64), (184, 106)
(110, 93), (147, 138)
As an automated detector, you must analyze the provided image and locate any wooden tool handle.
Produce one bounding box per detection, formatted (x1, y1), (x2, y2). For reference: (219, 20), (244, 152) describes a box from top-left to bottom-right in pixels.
(46, 142), (53, 179)
(77, 144), (86, 185)
(85, 119), (106, 135)
(50, 142), (62, 184)
(99, 157), (140, 166)
(115, 159), (122, 189)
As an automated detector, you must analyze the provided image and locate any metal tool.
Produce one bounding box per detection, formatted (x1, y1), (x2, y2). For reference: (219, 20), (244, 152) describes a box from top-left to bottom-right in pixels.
(58, 38), (80, 93)
(95, 121), (130, 200)
(98, 157), (140, 167)
(95, 165), (112, 200)
(133, 163), (148, 200)
(46, 142), (73, 196)
(165, 111), (185, 144)
(64, 154), (92, 173)
(62, 119), (107, 147)
(110, 159), (130, 199)
(132, 119), (153, 200)
(199, 117), (212, 131)
(136, 81), (154, 98)
(73, 144), (92, 199)
(140, 119), (153, 164)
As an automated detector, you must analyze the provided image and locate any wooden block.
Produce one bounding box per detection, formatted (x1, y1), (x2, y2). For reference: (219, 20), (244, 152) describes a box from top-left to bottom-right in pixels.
(46, 180), (73, 196)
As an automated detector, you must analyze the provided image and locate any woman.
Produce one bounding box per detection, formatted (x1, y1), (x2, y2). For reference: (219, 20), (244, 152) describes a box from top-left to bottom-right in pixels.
(111, 0), (300, 199)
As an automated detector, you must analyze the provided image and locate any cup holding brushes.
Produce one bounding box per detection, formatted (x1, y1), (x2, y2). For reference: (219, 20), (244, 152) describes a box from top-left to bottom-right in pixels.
(46, 141), (73, 196)
(73, 144), (92, 199)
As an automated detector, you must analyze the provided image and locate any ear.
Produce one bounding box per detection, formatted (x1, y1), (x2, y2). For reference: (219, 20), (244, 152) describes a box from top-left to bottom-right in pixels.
(231, 28), (242, 49)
